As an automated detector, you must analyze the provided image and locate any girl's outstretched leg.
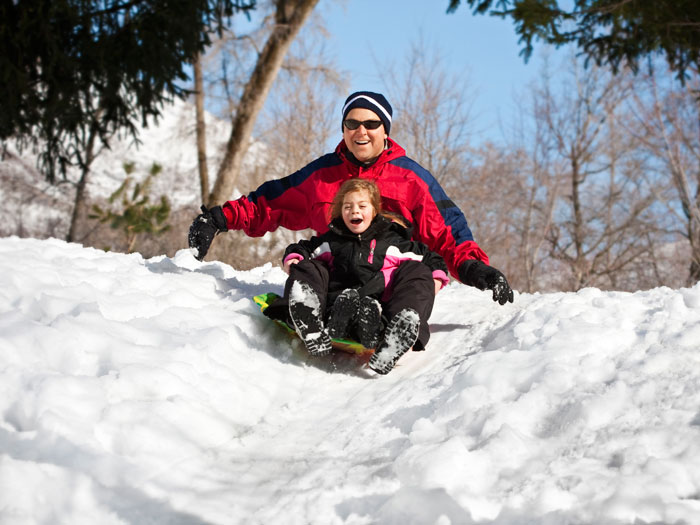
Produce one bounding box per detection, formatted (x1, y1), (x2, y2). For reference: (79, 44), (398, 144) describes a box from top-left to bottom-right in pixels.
(289, 281), (332, 356)
(286, 260), (332, 356)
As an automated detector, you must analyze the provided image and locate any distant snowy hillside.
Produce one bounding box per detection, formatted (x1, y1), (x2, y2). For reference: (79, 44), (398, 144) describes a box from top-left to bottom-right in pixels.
(0, 99), (265, 237)
(1, 236), (700, 524)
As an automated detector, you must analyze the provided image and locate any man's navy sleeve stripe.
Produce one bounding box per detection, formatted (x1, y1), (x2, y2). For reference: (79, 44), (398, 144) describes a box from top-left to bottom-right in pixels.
(390, 157), (475, 244)
(248, 153), (342, 203)
(434, 199), (456, 211)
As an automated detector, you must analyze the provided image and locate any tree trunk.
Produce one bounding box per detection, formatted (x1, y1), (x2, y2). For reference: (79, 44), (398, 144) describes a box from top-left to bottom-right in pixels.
(194, 52), (210, 204)
(66, 119), (99, 243)
(66, 169), (88, 243)
(208, 0), (319, 206)
(689, 185), (700, 284)
(571, 157), (585, 288)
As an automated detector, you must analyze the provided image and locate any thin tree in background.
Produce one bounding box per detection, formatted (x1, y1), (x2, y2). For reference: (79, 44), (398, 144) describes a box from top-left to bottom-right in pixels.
(540, 58), (657, 290)
(382, 39), (524, 285)
(630, 70), (700, 285)
(202, 7), (344, 269)
(501, 63), (565, 292)
(207, 0), (320, 206)
(261, 26), (345, 181)
(194, 53), (210, 205)
(387, 38), (475, 190)
(65, 106), (107, 242)
(466, 143), (534, 289)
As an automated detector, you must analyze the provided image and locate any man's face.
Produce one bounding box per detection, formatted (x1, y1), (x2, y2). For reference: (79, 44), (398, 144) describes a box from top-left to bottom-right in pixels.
(343, 108), (387, 163)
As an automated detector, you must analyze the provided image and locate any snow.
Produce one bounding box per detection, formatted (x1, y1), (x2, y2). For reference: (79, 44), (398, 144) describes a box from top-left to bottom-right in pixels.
(1, 236), (700, 524)
(82, 98), (264, 208)
(0, 99), (264, 239)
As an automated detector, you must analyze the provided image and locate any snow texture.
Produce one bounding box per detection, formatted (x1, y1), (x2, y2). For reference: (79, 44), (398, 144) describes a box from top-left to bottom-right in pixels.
(1, 236), (700, 524)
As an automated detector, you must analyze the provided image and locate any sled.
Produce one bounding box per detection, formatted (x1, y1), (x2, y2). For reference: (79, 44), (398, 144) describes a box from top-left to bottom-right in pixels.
(253, 292), (373, 356)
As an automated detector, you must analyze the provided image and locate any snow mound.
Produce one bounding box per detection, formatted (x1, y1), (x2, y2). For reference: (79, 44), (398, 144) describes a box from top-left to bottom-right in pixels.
(1, 236), (699, 524)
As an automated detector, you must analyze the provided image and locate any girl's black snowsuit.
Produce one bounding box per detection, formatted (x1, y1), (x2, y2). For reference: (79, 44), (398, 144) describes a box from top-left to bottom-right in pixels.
(266, 214), (449, 350)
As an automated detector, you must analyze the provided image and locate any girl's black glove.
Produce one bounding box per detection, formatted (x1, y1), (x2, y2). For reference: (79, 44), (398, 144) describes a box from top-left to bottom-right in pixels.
(458, 260), (514, 305)
(188, 205), (228, 261)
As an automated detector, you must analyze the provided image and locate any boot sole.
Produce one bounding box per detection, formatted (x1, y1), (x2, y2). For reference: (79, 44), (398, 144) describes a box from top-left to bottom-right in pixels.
(368, 309), (419, 374)
(289, 283), (332, 356)
(327, 290), (359, 340)
(357, 298), (382, 349)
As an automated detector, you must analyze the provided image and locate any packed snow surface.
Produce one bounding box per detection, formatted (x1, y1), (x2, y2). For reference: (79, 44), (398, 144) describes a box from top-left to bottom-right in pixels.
(1, 236), (700, 524)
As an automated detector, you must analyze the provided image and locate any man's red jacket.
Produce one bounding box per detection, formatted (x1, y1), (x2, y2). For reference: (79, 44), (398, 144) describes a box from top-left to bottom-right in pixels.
(221, 138), (489, 280)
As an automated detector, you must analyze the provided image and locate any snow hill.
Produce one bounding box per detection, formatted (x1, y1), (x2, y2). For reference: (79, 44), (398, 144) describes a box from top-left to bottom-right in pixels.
(1, 236), (700, 525)
(0, 99), (263, 238)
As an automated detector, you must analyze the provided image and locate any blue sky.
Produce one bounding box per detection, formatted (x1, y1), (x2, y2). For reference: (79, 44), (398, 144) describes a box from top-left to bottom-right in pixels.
(320, 0), (551, 143)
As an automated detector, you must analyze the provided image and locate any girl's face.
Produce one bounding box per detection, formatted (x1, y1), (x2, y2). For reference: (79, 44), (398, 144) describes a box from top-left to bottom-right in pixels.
(341, 189), (376, 234)
(343, 107), (387, 163)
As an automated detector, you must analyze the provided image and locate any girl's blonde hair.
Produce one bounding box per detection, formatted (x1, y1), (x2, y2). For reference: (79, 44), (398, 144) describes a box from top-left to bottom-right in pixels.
(330, 179), (383, 219)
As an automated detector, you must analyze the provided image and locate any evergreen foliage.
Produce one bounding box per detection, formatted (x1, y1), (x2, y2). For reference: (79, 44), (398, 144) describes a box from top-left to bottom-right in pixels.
(90, 162), (171, 253)
(447, 1), (700, 80)
(0, 0), (256, 182)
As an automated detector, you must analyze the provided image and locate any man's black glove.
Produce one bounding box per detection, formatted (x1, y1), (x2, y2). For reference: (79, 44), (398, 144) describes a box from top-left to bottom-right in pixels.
(458, 260), (514, 305)
(188, 205), (228, 261)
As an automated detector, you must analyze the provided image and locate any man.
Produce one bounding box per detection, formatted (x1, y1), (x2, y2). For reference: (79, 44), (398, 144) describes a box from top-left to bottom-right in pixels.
(189, 90), (514, 305)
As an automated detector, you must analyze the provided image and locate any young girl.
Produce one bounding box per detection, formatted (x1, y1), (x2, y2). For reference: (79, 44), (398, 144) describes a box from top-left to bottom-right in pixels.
(273, 178), (449, 374)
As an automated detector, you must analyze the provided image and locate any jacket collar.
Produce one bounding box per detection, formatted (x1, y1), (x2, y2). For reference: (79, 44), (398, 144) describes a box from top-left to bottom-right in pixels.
(328, 214), (392, 238)
(334, 137), (405, 170)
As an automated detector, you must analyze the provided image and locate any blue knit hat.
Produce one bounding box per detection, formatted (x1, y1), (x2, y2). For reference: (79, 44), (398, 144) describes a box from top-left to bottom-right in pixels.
(341, 91), (393, 135)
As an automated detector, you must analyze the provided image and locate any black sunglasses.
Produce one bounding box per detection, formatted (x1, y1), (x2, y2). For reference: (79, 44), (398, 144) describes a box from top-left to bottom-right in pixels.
(343, 119), (383, 130)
